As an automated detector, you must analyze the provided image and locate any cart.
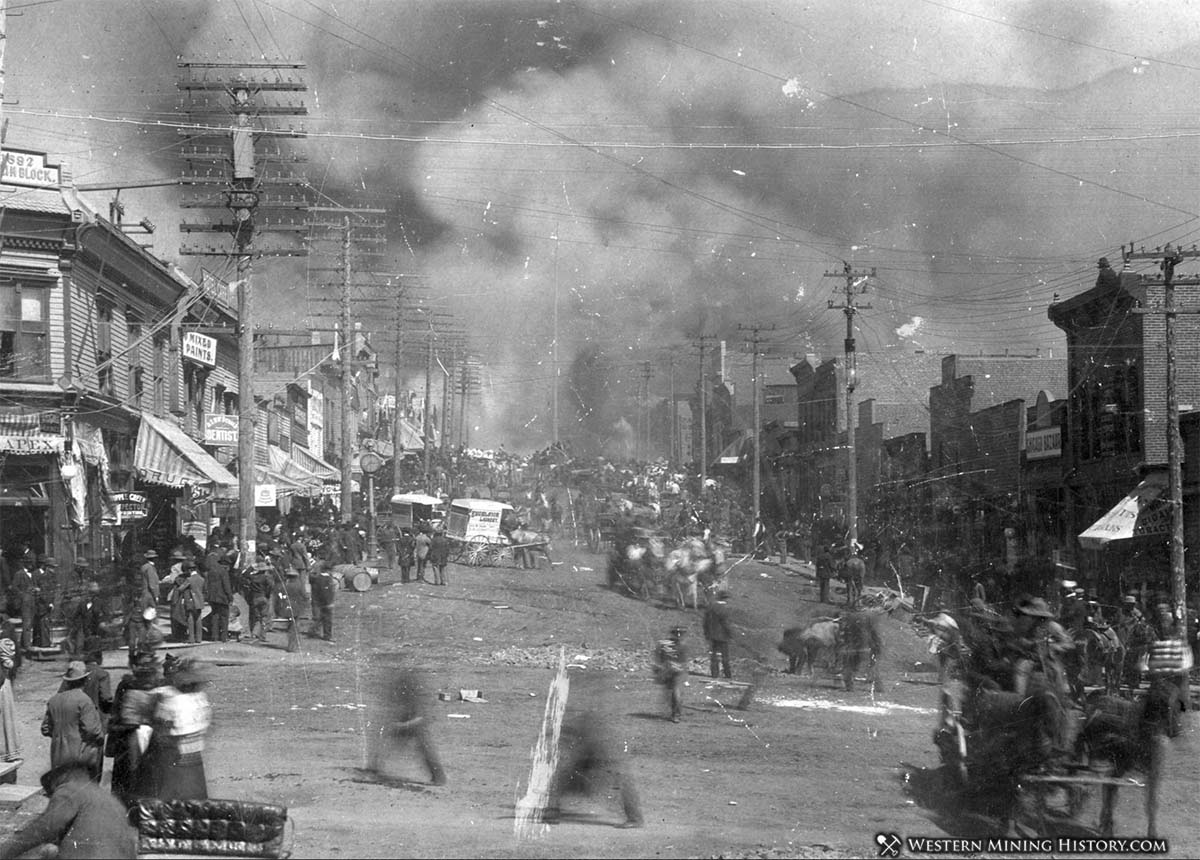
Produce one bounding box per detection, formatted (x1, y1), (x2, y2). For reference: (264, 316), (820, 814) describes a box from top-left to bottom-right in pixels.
(389, 493), (445, 531)
(445, 498), (516, 567)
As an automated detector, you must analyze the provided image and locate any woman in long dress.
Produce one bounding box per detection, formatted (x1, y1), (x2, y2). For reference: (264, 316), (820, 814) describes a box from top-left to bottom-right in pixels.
(139, 658), (211, 800)
(0, 636), (20, 781)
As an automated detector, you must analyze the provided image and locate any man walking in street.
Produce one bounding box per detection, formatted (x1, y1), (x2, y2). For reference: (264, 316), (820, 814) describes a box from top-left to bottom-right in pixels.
(183, 559), (206, 644)
(67, 582), (105, 658)
(815, 544), (833, 605)
(367, 664), (446, 786)
(8, 552), (35, 655)
(42, 662), (104, 778)
(413, 528), (432, 583)
(56, 652), (112, 783)
(205, 550), (233, 644)
(703, 591), (734, 680)
(245, 562), (275, 644)
(137, 550), (160, 612)
(310, 561), (337, 643)
(397, 528), (415, 584)
(653, 626), (688, 723)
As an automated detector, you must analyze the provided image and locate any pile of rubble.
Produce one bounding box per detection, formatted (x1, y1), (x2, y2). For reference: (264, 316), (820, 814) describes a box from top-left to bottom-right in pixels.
(479, 644), (652, 672)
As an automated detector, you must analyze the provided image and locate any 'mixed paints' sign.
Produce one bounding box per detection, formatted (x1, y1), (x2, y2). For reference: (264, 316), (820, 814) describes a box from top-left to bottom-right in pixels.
(182, 332), (217, 367)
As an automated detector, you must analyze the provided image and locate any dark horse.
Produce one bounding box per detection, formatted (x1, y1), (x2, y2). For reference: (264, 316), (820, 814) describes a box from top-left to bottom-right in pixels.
(1067, 626), (1125, 698)
(1075, 679), (1182, 837)
(837, 610), (883, 691)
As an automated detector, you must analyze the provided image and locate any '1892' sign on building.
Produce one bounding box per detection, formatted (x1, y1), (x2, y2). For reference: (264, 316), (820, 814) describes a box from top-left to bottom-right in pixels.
(1, 149), (61, 188)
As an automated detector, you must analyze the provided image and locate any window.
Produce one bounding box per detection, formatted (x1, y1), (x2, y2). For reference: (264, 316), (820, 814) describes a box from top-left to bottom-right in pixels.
(0, 280), (49, 379)
(96, 299), (114, 396)
(152, 335), (167, 415)
(128, 316), (144, 408)
(185, 365), (207, 437)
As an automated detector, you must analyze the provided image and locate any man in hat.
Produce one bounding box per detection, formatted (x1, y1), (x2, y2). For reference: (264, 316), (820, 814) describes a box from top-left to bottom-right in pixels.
(702, 591), (734, 680)
(127, 607), (164, 668)
(245, 561), (275, 644)
(108, 648), (161, 806)
(1118, 601), (1153, 690)
(653, 625), (688, 723)
(67, 581), (105, 658)
(8, 552), (34, 655)
(56, 650), (112, 783)
(310, 560), (337, 643)
(183, 558), (206, 644)
(137, 550), (160, 612)
(366, 663), (446, 786)
(1010, 597), (1073, 697)
(27, 556), (57, 649)
(42, 661), (104, 777)
(205, 547), (234, 643)
(0, 760), (137, 859)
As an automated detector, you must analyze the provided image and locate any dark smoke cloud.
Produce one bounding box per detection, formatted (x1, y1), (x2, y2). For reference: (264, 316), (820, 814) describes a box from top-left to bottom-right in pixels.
(10, 1), (1200, 451)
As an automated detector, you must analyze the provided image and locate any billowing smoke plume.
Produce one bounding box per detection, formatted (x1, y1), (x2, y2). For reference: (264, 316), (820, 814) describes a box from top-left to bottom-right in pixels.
(13, 1), (1200, 452)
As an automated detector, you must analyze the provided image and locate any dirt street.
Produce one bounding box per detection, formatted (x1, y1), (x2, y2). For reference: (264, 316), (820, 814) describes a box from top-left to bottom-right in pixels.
(4, 543), (1198, 859)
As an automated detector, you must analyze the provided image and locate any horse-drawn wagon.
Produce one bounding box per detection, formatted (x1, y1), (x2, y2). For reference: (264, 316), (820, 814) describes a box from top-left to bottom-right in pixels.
(444, 498), (552, 568)
(388, 492), (445, 531)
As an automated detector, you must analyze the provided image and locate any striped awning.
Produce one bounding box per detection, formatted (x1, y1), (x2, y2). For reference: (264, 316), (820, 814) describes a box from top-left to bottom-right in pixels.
(267, 445), (323, 497)
(134, 413), (237, 494)
(290, 445), (339, 482)
(0, 407), (64, 454)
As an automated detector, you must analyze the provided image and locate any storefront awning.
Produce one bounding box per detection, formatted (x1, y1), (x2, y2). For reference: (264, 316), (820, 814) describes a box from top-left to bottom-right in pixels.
(290, 445), (339, 482)
(134, 413), (238, 495)
(1078, 472), (1170, 550)
(267, 445), (323, 497)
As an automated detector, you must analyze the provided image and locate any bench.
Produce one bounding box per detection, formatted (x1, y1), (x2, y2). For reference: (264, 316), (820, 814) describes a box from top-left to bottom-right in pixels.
(130, 798), (290, 858)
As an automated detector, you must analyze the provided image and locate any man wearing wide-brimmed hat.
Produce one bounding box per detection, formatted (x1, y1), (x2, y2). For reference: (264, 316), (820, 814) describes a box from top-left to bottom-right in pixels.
(0, 760), (137, 859)
(1011, 596), (1073, 698)
(41, 661), (104, 778)
(136, 549), (161, 612)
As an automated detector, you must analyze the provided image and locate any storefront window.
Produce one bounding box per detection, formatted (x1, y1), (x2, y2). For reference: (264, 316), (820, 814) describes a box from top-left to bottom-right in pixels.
(0, 280), (49, 379)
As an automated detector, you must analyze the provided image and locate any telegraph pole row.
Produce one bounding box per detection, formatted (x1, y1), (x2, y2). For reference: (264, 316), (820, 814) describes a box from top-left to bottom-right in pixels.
(697, 334), (711, 490)
(825, 261), (874, 557)
(306, 207), (387, 524)
(1126, 243), (1200, 626)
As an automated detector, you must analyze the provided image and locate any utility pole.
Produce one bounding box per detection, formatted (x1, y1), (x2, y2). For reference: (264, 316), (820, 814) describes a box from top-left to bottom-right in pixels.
(423, 313), (435, 493)
(698, 335), (710, 491)
(641, 362), (654, 461)
(178, 59), (310, 563)
(553, 226), (560, 445)
(339, 216), (353, 520)
(739, 324), (776, 547)
(1127, 243), (1200, 627)
(826, 261), (874, 556)
(668, 354), (677, 464)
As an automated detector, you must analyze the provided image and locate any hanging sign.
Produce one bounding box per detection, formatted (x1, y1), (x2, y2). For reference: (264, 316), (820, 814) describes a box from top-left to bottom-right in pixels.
(204, 414), (238, 446)
(254, 484), (278, 507)
(112, 492), (149, 522)
(182, 332), (217, 367)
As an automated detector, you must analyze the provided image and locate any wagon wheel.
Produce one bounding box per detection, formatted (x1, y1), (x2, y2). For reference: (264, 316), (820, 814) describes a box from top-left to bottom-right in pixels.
(464, 540), (490, 567)
(491, 544), (515, 567)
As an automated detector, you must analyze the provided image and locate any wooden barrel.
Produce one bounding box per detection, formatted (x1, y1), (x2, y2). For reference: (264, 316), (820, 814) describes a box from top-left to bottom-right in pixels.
(350, 571), (373, 592)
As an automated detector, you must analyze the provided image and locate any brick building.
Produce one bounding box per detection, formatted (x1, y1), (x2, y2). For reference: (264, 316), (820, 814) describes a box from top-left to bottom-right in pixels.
(1048, 267), (1197, 595)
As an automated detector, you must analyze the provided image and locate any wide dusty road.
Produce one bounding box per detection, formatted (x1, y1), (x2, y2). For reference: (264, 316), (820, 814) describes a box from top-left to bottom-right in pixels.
(3, 541), (1198, 858)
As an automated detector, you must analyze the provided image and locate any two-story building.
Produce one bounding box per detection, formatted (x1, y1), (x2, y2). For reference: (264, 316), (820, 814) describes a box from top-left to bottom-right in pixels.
(0, 151), (240, 588)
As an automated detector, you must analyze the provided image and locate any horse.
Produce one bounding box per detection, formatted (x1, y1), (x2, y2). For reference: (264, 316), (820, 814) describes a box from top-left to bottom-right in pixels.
(510, 528), (553, 570)
(1075, 681), (1180, 837)
(837, 610), (883, 691)
(778, 619), (839, 676)
(664, 537), (717, 610)
(1069, 625), (1125, 698)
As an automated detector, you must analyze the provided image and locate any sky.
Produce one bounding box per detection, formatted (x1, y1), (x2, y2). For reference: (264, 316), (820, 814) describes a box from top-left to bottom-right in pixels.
(7, 0), (1200, 451)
